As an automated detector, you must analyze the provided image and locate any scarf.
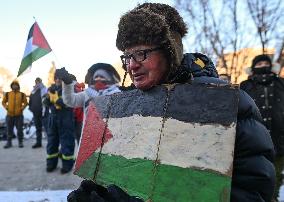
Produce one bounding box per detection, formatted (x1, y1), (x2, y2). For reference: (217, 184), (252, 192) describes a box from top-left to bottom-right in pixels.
(31, 83), (47, 97)
(85, 84), (121, 99)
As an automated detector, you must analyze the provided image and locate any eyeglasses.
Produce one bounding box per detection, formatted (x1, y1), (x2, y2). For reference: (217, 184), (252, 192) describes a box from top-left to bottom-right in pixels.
(120, 47), (162, 66)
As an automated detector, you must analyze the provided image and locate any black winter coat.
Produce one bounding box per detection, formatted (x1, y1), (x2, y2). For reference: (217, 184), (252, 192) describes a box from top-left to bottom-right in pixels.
(172, 53), (275, 202)
(29, 88), (42, 116)
(240, 74), (284, 156)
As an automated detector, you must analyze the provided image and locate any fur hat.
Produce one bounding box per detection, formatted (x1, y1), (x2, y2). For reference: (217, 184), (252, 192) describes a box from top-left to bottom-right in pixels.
(116, 3), (188, 73)
(84, 63), (121, 84)
(251, 54), (272, 68)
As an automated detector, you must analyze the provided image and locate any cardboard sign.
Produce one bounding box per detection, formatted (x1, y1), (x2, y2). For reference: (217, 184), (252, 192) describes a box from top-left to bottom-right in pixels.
(74, 83), (239, 202)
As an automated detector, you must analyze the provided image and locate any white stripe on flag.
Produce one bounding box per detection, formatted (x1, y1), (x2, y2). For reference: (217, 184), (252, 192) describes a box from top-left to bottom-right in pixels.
(101, 115), (236, 175)
(22, 37), (38, 58)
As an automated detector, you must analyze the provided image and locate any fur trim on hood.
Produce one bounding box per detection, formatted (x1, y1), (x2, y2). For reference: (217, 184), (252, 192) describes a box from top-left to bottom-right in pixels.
(168, 53), (219, 84)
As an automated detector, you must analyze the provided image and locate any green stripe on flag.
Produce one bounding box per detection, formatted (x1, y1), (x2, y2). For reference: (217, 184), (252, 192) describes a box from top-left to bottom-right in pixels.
(18, 47), (51, 76)
(75, 152), (231, 202)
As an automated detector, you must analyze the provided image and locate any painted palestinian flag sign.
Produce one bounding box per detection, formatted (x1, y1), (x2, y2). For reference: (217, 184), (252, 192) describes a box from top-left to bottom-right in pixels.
(18, 22), (52, 77)
(74, 83), (239, 202)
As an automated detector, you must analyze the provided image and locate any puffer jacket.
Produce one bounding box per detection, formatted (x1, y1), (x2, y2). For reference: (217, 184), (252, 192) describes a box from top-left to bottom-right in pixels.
(2, 90), (28, 116)
(174, 53), (275, 202)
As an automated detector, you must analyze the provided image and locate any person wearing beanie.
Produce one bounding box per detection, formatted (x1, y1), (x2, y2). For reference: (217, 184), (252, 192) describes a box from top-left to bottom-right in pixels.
(67, 3), (275, 202)
(56, 64), (121, 149)
(56, 63), (121, 110)
(2, 80), (28, 148)
(241, 54), (284, 200)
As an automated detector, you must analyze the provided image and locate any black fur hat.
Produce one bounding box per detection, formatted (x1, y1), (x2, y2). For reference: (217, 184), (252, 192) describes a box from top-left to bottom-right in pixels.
(116, 3), (188, 73)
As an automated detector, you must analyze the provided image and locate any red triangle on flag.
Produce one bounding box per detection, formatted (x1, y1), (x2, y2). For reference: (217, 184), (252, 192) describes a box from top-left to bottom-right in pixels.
(32, 22), (52, 51)
(74, 102), (113, 172)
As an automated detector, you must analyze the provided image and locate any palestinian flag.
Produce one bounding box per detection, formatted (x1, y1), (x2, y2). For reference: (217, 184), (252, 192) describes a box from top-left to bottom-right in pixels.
(18, 22), (52, 77)
(74, 84), (239, 202)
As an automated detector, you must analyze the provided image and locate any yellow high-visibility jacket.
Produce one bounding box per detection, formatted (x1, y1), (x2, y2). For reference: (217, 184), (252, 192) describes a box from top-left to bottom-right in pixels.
(2, 91), (28, 116)
(48, 91), (62, 110)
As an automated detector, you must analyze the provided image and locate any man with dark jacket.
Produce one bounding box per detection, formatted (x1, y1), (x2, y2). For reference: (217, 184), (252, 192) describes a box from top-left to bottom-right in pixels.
(29, 77), (47, 148)
(240, 54), (284, 200)
(67, 3), (275, 202)
(2, 80), (28, 148)
(43, 76), (75, 174)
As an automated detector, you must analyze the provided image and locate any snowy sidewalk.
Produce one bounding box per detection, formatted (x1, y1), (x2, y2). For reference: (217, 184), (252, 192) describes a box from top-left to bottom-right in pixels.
(0, 190), (71, 202)
(0, 138), (81, 202)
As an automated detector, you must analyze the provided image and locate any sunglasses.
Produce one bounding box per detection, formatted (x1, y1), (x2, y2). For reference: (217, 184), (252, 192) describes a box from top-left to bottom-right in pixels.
(120, 47), (162, 66)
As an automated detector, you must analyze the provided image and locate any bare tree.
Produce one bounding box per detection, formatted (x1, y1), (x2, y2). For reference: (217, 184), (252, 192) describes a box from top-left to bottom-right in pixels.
(175, 0), (284, 83)
(247, 0), (284, 54)
(175, 0), (245, 83)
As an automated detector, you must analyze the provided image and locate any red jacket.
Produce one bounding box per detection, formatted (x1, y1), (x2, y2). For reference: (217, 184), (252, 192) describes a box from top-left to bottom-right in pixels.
(73, 82), (85, 123)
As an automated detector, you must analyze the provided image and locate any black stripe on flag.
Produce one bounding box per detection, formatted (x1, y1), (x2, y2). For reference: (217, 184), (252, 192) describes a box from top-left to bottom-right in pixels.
(27, 23), (35, 40)
(91, 83), (239, 126)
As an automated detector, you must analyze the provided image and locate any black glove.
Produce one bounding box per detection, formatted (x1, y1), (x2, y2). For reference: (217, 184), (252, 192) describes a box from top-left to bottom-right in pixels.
(55, 67), (73, 84)
(67, 180), (144, 202)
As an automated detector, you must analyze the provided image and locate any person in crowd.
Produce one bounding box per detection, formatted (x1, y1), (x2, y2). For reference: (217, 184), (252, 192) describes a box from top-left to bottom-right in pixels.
(2, 80), (28, 148)
(67, 3), (275, 202)
(43, 75), (75, 174)
(28, 77), (47, 148)
(55, 63), (121, 111)
(240, 54), (284, 200)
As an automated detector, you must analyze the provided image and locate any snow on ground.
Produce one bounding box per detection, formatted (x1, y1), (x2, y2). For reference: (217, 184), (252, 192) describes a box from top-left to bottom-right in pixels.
(0, 187), (283, 202)
(0, 190), (71, 202)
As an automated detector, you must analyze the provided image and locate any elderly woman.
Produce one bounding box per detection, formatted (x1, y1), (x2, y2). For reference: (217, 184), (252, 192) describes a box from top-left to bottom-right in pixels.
(68, 3), (275, 202)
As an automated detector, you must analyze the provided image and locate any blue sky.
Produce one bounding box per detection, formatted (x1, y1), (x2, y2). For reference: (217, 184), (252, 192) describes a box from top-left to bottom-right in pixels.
(0, 0), (173, 91)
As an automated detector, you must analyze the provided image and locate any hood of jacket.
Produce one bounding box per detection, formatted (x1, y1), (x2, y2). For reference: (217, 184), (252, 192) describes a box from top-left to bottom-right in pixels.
(168, 53), (219, 84)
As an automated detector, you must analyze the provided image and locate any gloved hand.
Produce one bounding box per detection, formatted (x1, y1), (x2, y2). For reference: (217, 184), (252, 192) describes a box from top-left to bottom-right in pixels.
(67, 180), (144, 202)
(55, 67), (73, 84)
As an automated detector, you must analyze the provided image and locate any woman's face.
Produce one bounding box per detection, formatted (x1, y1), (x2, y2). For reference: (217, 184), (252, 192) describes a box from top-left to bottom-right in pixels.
(123, 45), (169, 90)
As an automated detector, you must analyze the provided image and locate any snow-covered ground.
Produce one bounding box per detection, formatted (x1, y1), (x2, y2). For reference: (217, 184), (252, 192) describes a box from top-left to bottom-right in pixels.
(0, 187), (283, 202)
(0, 190), (71, 202)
